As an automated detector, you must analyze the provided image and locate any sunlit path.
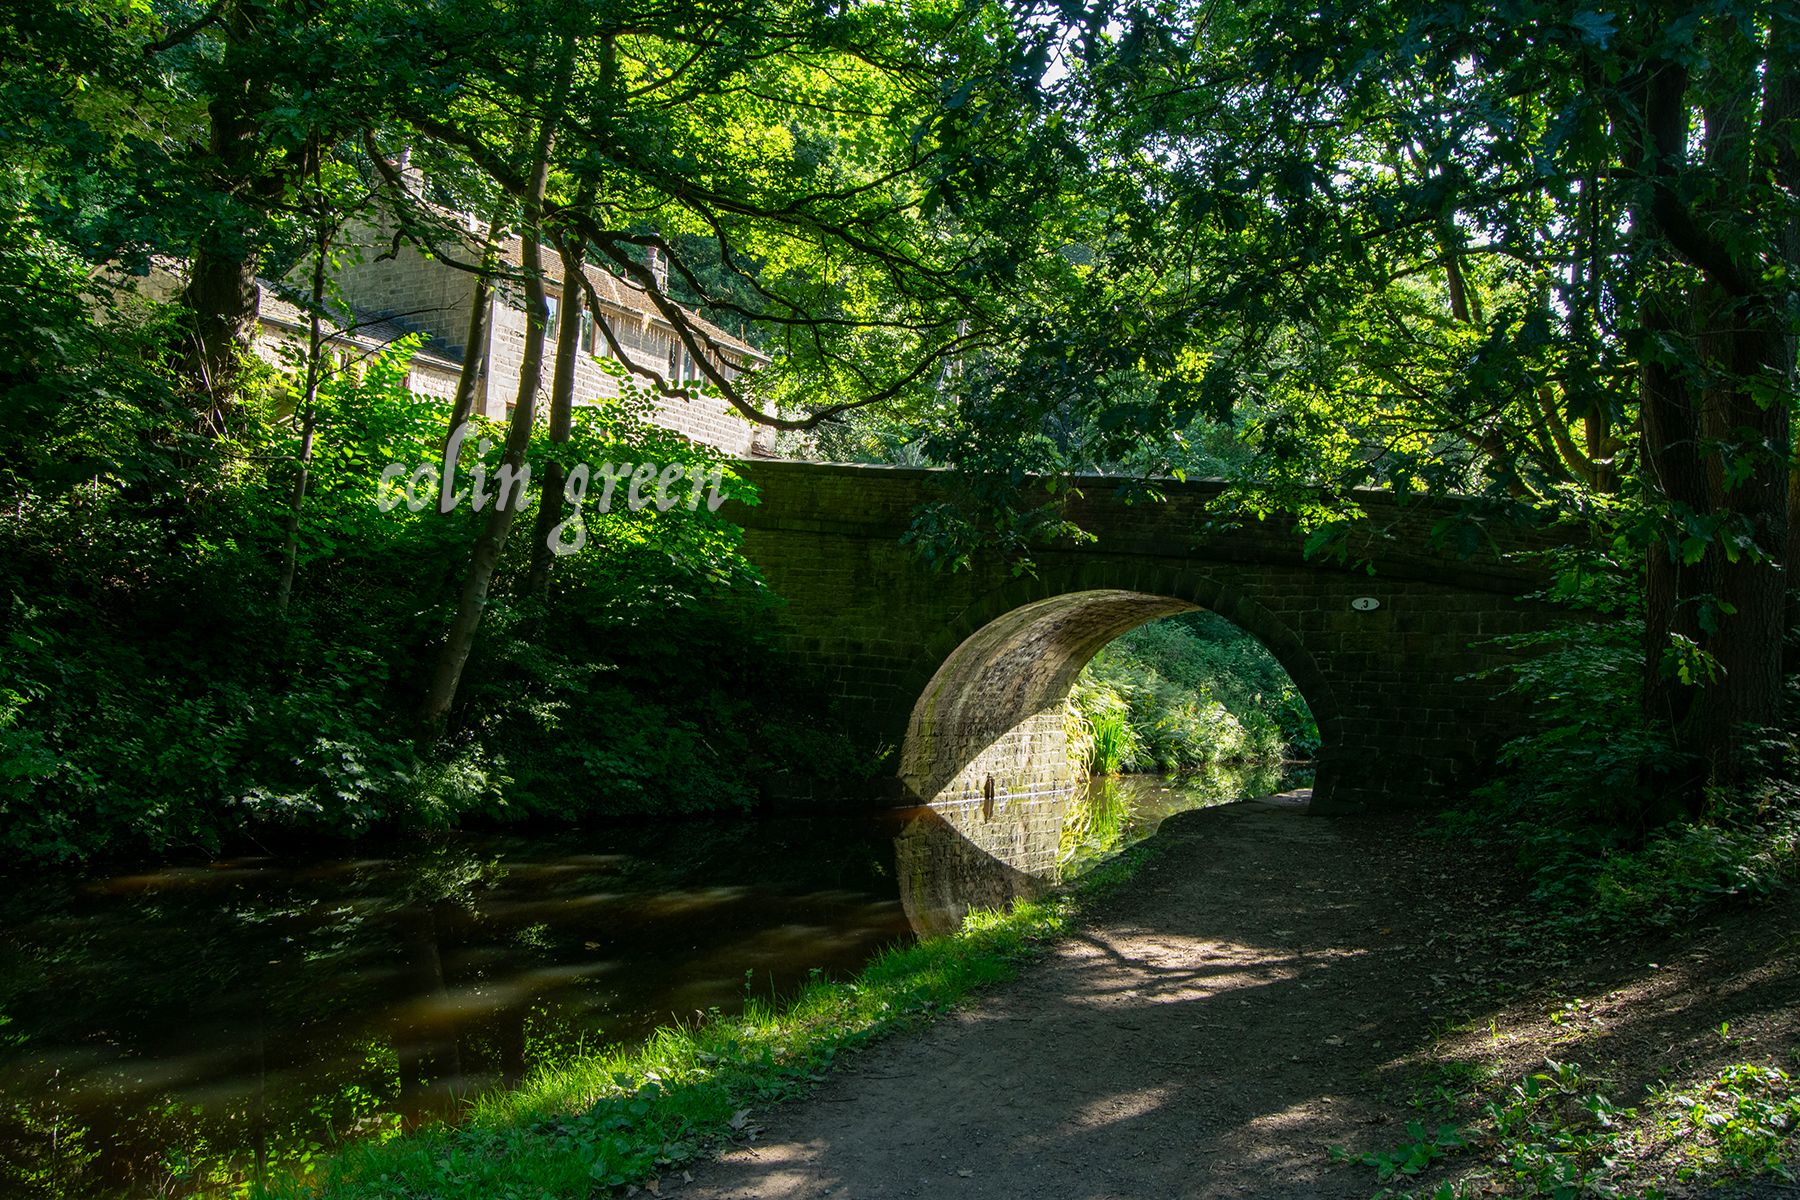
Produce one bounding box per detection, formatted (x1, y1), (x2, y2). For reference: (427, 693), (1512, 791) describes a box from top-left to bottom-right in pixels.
(677, 793), (1414, 1200)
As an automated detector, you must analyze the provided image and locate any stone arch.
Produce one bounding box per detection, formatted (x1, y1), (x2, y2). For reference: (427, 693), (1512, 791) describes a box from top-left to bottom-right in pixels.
(897, 562), (1338, 810)
(729, 461), (1560, 813)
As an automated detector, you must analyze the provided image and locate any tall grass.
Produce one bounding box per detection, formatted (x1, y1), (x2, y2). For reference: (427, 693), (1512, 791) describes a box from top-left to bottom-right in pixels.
(1090, 708), (1136, 775)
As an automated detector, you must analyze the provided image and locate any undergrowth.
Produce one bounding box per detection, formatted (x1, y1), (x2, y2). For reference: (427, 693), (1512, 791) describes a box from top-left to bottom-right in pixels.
(0, 342), (867, 865)
(1337, 1057), (1800, 1198)
(1070, 610), (1318, 774)
(1437, 611), (1800, 938)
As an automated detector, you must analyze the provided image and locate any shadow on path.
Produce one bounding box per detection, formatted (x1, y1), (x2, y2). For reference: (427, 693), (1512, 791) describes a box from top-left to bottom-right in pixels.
(675, 794), (1457, 1199)
(674, 792), (1800, 1200)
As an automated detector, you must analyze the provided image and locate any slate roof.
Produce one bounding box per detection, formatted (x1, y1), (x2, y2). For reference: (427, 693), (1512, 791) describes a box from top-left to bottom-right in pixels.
(256, 283), (464, 372)
(489, 231), (768, 365)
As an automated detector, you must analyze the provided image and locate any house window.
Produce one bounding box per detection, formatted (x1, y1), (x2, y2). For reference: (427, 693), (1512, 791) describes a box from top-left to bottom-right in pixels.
(580, 310), (592, 354)
(543, 294), (560, 338)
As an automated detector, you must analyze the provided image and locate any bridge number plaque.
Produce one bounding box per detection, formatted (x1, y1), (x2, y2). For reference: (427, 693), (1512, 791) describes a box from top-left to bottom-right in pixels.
(1351, 597), (1381, 612)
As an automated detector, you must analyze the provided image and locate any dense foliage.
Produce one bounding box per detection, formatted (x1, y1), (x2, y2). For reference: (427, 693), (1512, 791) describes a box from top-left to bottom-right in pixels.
(882, 0), (1798, 818)
(799, 0), (1799, 921)
(4, 3), (1798, 1198)
(0, 328), (862, 863)
(1070, 612), (1319, 774)
(1441, 607), (1800, 933)
(1, 0), (1795, 953)
(1, 0), (1074, 863)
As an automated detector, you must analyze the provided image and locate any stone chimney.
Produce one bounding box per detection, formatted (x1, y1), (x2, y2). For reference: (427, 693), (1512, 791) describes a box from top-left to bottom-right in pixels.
(646, 244), (669, 292)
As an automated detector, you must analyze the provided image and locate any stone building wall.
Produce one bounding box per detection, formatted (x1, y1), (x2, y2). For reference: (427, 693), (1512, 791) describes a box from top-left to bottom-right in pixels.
(483, 287), (761, 455)
(328, 240), (480, 358)
(253, 301), (463, 405)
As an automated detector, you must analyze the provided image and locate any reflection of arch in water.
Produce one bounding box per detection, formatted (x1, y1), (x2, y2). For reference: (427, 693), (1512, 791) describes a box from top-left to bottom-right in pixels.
(899, 579), (1330, 811)
(893, 799), (1060, 937)
(893, 770), (1305, 937)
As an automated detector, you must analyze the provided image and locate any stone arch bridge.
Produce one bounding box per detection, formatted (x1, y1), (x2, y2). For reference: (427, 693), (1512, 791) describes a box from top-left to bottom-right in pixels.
(724, 460), (1561, 815)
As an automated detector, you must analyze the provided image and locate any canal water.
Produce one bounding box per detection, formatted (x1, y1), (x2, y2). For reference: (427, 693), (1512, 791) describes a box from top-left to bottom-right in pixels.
(0, 763), (1306, 1198)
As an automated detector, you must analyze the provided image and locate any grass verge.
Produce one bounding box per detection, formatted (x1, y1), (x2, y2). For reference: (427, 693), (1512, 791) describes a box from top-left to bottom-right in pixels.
(263, 843), (1154, 1199)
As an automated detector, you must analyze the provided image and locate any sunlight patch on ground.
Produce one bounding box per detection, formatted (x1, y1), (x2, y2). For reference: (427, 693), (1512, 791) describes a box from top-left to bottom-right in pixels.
(1060, 1082), (1176, 1131)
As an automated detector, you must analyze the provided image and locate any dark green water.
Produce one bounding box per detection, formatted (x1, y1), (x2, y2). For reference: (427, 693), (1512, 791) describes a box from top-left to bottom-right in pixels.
(0, 764), (1306, 1198)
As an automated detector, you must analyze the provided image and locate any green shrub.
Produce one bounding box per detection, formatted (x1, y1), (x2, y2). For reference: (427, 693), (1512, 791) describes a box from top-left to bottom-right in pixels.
(1069, 611), (1315, 773)
(1437, 606), (1800, 932)
(0, 336), (859, 864)
(1072, 679), (1140, 774)
(1663, 1063), (1800, 1182)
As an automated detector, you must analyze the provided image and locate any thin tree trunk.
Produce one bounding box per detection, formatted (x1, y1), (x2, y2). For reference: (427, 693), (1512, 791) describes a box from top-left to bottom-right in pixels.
(526, 193), (594, 597)
(443, 210), (504, 450)
(277, 160), (331, 616)
(524, 37), (613, 591)
(1637, 292), (1714, 757)
(1582, 410), (1622, 494)
(437, 211), (504, 516)
(1569, 173), (1624, 494)
(418, 40), (572, 739)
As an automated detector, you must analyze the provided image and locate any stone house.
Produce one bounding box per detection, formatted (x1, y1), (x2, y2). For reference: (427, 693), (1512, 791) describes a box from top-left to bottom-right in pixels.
(252, 283), (466, 403)
(137, 218), (773, 456)
(308, 220), (774, 457)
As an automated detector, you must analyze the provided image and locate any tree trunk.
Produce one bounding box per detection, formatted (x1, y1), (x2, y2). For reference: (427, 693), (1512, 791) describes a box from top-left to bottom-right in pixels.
(1767, 23), (1800, 666)
(1681, 27), (1793, 788)
(418, 41), (571, 739)
(182, 239), (262, 433)
(443, 209), (504, 457)
(1637, 290), (1715, 790)
(1690, 297), (1791, 786)
(277, 186), (331, 616)
(526, 205), (593, 597)
(1634, 47), (1794, 811)
(1789, 460), (1800, 673)
(180, 0), (271, 432)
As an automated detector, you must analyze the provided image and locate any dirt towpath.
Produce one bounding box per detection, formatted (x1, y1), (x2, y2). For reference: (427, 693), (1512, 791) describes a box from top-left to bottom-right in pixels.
(670, 791), (1799, 1200)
